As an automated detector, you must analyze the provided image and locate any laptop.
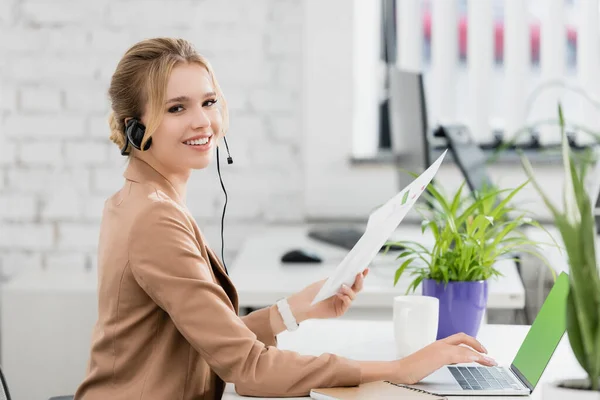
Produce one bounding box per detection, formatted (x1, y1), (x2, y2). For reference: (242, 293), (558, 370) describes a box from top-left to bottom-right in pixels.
(405, 271), (569, 396)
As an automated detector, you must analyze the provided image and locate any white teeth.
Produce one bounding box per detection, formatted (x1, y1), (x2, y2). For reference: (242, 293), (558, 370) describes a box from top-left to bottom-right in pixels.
(184, 137), (210, 146)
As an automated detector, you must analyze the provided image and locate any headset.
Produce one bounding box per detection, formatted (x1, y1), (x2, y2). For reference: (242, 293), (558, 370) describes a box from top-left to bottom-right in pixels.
(121, 117), (234, 274)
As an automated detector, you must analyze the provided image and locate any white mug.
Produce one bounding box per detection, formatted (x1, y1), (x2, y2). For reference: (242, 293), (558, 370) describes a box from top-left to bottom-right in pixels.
(393, 295), (439, 358)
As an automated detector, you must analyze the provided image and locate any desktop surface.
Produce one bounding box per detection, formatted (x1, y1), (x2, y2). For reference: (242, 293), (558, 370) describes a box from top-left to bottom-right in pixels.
(222, 320), (584, 400)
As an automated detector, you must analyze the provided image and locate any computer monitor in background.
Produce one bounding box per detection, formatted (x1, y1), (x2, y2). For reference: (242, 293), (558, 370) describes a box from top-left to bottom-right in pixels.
(388, 66), (431, 190)
(433, 124), (495, 195)
(306, 67), (432, 252)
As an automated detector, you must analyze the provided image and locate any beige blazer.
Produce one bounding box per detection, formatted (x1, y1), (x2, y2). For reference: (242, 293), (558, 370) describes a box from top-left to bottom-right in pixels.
(74, 157), (361, 400)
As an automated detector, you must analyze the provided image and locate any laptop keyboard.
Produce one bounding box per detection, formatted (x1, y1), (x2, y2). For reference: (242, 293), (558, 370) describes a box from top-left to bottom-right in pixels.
(448, 366), (522, 391)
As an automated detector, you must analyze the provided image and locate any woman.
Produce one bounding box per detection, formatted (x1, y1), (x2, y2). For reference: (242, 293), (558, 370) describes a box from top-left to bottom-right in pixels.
(75, 38), (495, 400)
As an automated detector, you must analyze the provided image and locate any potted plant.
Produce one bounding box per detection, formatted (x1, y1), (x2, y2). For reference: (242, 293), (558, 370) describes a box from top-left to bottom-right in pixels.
(386, 179), (554, 340)
(521, 105), (600, 397)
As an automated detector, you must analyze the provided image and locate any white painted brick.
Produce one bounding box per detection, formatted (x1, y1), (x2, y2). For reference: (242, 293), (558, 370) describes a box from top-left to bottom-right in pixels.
(195, 27), (265, 55)
(41, 186), (83, 220)
(228, 115), (266, 138)
(220, 88), (248, 112)
(129, 27), (193, 47)
(5, 115), (85, 138)
(0, 222), (54, 250)
(46, 28), (89, 53)
(220, 171), (276, 220)
(250, 88), (296, 112)
(0, 28), (41, 52)
(45, 252), (86, 272)
(210, 55), (272, 87)
(271, 0), (303, 26)
(57, 223), (99, 251)
(21, 0), (105, 26)
(7, 168), (90, 194)
(0, 194), (37, 221)
(90, 30), (133, 53)
(0, 251), (43, 280)
(89, 115), (112, 139)
(107, 0), (196, 28)
(65, 87), (109, 113)
(249, 141), (300, 169)
(64, 142), (107, 166)
(192, 1), (245, 24)
(273, 59), (302, 90)
(18, 141), (63, 166)
(20, 87), (61, 112)
(186, 171), (219, 219)
(97, 54), (124, 84)
(0, 140), (17, 165)
(0, 28), (85, 53)
(92, 167), (126, 195)
(0, 85), (17, 112)
(270, 115), (299, 141)
(82, 195), (107, 221)
(106, 143), (131, 166)
(222, 115), (265, 168)
(264, 192), (304, 222)
(6, 56), (97, 82)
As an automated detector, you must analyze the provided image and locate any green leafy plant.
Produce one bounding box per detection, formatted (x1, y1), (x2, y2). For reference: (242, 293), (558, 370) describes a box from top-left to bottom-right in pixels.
(386, 179), (556, 294)
(521, 104), (600, 391)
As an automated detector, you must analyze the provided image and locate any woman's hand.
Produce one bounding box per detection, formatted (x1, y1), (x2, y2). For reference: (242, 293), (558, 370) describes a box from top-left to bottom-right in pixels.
(390, 333), (497, 385)
(288, 268), (369, 322)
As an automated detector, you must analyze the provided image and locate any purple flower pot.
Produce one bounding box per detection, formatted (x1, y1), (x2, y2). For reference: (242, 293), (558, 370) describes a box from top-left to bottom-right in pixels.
(422, 279), (488, 340)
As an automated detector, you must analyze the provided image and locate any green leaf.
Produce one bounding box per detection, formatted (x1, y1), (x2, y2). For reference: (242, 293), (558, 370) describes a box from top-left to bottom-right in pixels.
(394, 257), (415, 286)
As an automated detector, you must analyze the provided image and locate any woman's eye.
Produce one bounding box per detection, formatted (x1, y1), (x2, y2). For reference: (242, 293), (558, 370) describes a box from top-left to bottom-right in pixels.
(203, 99), (218, 107)
(168, 105), (184, 113)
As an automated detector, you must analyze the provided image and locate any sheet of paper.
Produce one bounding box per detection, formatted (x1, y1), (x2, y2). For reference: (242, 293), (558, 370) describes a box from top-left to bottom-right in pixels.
(311, 150), (448, 305)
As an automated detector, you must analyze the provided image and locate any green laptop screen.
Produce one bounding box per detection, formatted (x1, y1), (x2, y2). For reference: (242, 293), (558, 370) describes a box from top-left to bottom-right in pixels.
(511, 272), (569, 389)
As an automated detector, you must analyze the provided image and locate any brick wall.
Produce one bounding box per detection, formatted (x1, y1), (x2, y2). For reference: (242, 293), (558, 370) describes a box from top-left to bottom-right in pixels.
(0, 0), (304, 276)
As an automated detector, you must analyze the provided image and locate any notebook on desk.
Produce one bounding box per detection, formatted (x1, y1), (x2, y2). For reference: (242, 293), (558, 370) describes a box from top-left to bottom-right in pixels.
(310, 381), (446, 400)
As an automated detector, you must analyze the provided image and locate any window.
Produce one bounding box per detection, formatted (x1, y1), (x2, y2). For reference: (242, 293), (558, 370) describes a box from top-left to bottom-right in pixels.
(376, 0), (597, 155)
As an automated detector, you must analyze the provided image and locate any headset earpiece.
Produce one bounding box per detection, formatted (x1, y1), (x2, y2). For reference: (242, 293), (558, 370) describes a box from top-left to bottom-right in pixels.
(121, 118), (151, 156)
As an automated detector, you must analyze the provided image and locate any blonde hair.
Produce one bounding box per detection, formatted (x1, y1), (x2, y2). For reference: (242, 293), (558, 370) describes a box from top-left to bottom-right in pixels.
(107, 37), (229, 153)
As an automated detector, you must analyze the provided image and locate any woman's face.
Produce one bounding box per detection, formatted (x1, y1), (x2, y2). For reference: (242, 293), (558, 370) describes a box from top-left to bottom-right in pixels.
(142, 62), (223, 173)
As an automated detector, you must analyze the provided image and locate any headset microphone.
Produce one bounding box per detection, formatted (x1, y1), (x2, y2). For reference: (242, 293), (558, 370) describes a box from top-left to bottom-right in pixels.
(223, 137), (233, 164)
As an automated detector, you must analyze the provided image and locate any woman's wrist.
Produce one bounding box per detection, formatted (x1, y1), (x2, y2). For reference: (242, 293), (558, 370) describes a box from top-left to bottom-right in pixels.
(268, 296), (310, 335)
(357, 361), (396, 384)
(286, 293), (310, 323)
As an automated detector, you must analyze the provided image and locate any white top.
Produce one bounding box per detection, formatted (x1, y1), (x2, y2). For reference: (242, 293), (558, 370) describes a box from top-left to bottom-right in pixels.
(229, 225), (525, 310)
(223, 319), (586, 400)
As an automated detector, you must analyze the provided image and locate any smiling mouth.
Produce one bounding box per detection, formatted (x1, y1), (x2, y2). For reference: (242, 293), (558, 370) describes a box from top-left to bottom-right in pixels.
(183, 135), (212, 146)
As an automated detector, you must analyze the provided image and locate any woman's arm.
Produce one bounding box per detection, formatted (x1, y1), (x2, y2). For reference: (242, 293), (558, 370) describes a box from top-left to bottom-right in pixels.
(238, 303), (306, 347)
(129, 201), (361, 397)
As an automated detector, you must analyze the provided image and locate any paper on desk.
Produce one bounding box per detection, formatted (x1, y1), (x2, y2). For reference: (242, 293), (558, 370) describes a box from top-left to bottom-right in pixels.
(311, 150), (448, 305)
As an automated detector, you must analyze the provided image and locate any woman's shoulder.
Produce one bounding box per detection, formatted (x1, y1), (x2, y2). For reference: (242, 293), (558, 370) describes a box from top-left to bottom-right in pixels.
(129, 184), (192, 229)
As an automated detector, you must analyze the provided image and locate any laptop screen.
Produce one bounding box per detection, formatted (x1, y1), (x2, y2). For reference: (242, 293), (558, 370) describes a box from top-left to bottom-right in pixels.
(511, 272), (569, 389)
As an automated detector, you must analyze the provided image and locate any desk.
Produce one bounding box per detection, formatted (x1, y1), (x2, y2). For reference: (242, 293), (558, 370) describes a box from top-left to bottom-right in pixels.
(223, 319), (585, 400)
(229, 225), (526, 318)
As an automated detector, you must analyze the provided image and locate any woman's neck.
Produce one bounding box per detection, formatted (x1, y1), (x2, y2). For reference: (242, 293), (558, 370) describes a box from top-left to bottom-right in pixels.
(134, 153), (190, 203)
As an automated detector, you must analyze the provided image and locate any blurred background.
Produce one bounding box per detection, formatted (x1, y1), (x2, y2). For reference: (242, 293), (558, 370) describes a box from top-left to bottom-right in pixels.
(0, 0), (597, 398)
